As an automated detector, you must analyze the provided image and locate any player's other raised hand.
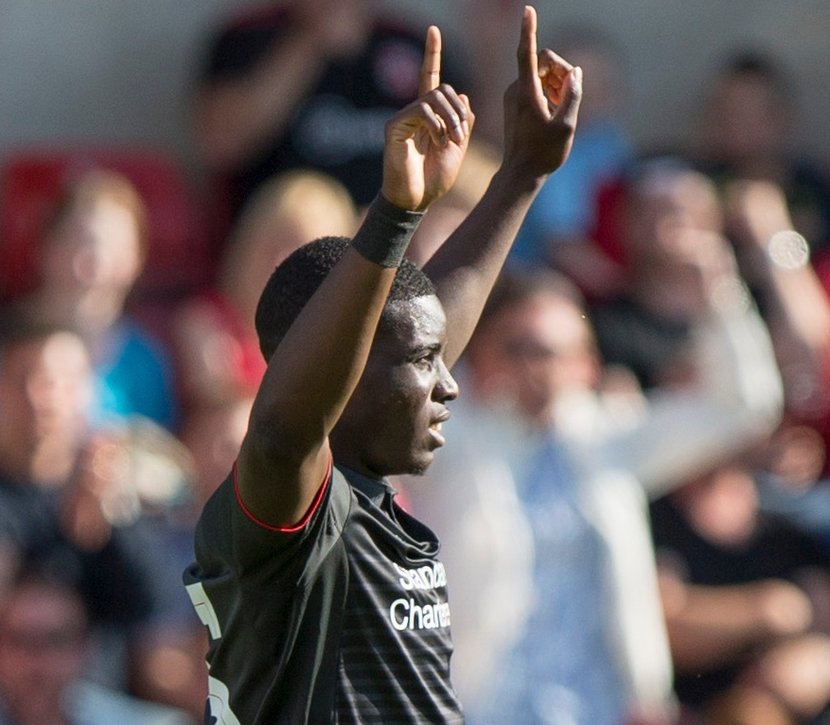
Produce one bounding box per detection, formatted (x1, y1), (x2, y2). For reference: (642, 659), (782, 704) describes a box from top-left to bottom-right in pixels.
(382, 25), (474, 212)
(503, 5), (583, 180)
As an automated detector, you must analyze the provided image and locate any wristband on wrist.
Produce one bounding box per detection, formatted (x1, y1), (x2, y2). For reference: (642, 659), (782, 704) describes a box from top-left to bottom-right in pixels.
(351, 195), (423, 268)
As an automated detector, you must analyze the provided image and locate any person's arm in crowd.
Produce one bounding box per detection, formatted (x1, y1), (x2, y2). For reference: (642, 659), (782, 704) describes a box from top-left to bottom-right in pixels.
(194, 1), (356, 169)
(236, 27), (472, 528)
(422, 5), (583, 368)
(724, 179), (830, 421)
(657, 565), (815, 673)
(660, 558), (830, 719)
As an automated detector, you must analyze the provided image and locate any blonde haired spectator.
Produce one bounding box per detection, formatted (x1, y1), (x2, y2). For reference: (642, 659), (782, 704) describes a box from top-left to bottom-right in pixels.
(172, 169), (357, 410)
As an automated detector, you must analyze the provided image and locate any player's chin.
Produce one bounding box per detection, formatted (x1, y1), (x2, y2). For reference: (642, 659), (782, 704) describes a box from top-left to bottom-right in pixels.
(402, 449), (436, 477)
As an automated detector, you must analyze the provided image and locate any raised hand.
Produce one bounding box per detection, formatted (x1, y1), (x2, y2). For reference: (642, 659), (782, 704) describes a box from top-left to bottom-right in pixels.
(502, 5), (583, 180)
(381, 26), (474, 212)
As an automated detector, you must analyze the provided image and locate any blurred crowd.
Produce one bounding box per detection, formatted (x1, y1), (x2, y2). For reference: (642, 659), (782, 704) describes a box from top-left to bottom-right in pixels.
(2, 1), (830, 723)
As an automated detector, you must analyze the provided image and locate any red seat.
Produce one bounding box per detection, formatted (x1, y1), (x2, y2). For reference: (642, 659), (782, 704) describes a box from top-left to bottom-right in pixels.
(0, 146), (213, 304)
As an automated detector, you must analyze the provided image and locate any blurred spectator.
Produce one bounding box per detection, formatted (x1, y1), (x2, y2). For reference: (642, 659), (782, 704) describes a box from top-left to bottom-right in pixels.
(652, 458), (830, 725)
(591, 159), (830, 413)
(171, 169), (357, 411)
(510, 25), (634, 300)
(0, 320), (170, 688)
(591, 158), (830, 495)
(126, 616), (206, 724)
(754, 421), (830, 553)
(0, 549), (191, 725)
(402, 260), (781, 725)
(114, 414), (233, 721)
(7, 169), (180, 431)
(589, 158), (726, 391)
(695, 50), (830, 258)
(0, 148), (211, 308)
(0, 316), (210, 716)
(192, 0), (467, 234)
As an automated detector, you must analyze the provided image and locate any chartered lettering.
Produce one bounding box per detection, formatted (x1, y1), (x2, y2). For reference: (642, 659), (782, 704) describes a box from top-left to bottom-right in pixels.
(390, 597), (451, 631)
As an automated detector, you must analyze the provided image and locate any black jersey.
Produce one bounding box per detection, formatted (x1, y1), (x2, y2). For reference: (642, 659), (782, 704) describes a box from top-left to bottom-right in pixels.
(183, 461), (463, 724)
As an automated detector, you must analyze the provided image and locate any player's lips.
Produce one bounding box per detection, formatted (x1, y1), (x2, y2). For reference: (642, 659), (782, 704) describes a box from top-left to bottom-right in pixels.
(428, 411), (451, 447)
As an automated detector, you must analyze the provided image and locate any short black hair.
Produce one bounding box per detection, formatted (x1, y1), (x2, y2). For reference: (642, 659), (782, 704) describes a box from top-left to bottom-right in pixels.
(717, 49), (794, 106)
(722, 49), (784, 83)
(255, 236), (436, 361)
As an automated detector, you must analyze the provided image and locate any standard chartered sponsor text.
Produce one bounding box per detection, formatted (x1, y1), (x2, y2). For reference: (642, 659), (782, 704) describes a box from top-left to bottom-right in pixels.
(390, 562), (451, 631)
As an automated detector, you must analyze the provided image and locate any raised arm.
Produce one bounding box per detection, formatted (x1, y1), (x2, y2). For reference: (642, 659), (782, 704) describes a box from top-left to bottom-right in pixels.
(194, 24), (326, 169)
(723, 179), (830, 421)
(237, 27), (472, 528)
(423, 5), (583, 368)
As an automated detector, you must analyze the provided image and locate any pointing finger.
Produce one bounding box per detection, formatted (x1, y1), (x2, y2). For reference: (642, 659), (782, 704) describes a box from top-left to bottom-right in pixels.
(419, 25), (442, 94)
(516, 5), (538, 87)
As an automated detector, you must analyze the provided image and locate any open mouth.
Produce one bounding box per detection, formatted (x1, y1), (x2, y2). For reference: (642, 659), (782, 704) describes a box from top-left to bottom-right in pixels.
(427, 414), (449, 448)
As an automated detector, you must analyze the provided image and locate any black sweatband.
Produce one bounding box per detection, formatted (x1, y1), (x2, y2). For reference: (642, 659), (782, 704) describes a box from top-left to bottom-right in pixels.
(351, 195), (424, 268)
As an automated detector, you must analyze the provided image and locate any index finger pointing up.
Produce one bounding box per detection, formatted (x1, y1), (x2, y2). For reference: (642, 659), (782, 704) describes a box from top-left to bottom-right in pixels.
(419, 25), (442, 94)
(517, 5), (539, 85)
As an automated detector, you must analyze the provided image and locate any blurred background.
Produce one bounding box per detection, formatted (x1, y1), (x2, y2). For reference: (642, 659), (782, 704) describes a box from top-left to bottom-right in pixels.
(1, 0), (828, 169)
(2, 2), (830, 723)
